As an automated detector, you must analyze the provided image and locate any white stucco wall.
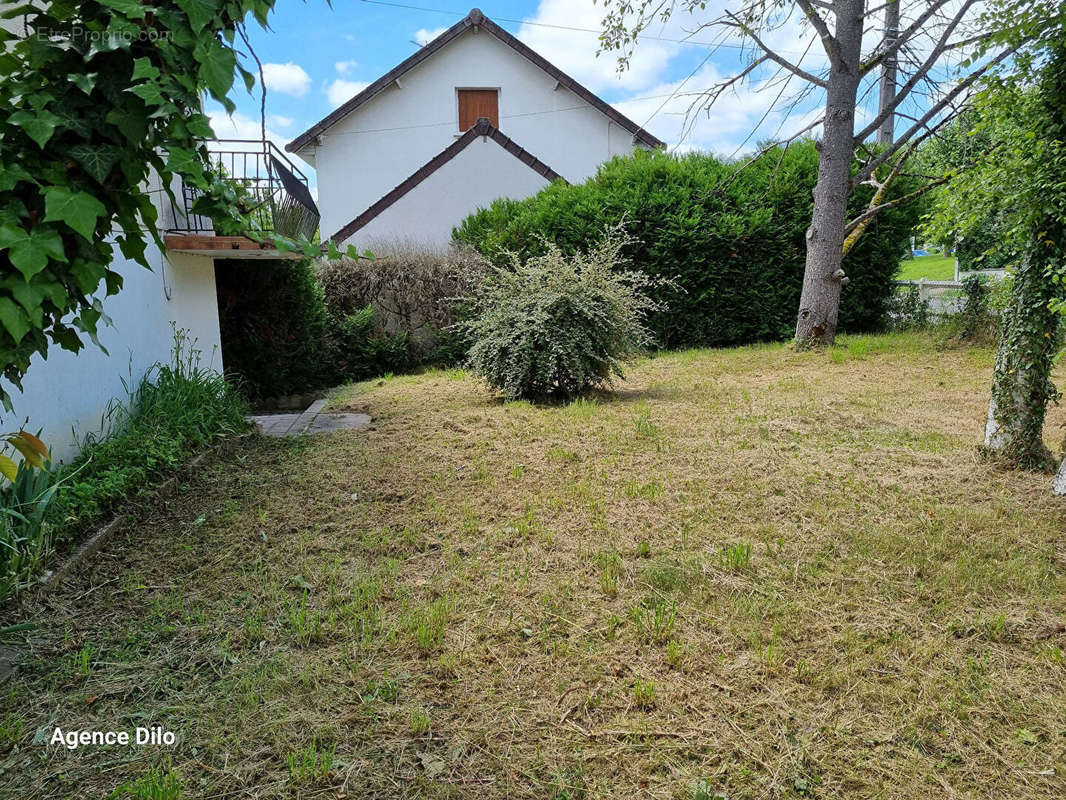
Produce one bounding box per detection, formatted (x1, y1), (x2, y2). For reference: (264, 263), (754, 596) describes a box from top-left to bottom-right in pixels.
(1, 21), (224, 464)
(355, 135), (552, 248)
(0, 244), (222, 465)
(300, 26), (645, 242)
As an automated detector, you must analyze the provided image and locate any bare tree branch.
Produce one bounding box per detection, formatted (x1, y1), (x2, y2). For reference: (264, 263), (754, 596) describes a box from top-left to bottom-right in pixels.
(724, 10), (828, 87)
(732, 114), (825, 173)
(860, 0), (957, 75)
(854, 42), (1019, 185)
(795, 0), (842, 65)
(855, 0), (978, 141)
(704, 54), (769, 104)
(843, 139), (1002, 250)
(841, 177), (949, 255)
(943, 30), (1002, 52)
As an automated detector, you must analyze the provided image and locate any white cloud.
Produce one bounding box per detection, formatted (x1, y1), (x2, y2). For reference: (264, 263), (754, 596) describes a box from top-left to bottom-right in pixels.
(511, 0), (833, 147)
(414, 27), (448, 46)
(269, 114), (294, 128)
(516, 0), (678, 92)
(612, 61), (827, 156)
(205, 110), (290, 152)
(262, 62), (312, 98)
(513, 1), (821, 93)
(495, 0), (836, 153)
(335, 60), (358, 76)
(326, 79), (370, 108)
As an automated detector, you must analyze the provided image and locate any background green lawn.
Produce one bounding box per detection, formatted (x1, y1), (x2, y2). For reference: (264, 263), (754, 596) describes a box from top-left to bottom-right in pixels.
(897, 253), (956, 280)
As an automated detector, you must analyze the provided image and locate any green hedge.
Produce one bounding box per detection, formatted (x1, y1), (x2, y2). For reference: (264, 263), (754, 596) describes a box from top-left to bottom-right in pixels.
(215, 258), (333, 399)
(215, 258), (412, 400)
(454, 143), (922, 349)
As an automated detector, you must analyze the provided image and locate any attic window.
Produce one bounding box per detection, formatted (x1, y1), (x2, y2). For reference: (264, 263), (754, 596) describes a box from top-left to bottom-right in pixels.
(458, 89), (498, 131)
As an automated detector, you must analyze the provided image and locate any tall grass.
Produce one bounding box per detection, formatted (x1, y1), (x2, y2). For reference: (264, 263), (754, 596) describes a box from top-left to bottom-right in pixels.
(0, 459), (61, 602)
(52, 327), (248, 532)
(0, 329), (248, 603)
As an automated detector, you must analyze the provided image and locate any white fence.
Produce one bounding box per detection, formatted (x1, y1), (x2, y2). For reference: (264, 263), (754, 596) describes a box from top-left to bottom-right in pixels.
(893, 278), (964, 314)
(894, 270), (1006, 314)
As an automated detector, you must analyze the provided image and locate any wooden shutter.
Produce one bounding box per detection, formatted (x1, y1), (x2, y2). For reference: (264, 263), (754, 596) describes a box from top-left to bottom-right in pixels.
(458, 89), (498, 131)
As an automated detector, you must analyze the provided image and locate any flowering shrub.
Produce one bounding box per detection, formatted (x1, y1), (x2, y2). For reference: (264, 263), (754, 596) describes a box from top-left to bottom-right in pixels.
(457, 227), (670, 402)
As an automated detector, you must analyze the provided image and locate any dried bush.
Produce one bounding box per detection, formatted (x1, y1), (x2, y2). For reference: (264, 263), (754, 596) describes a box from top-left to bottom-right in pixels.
(317, 242), (487, 361)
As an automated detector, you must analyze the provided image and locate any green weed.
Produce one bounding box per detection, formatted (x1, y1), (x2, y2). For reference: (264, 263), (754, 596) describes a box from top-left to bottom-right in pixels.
(286, 597), (324, 647)
(409, 707), (431, 734)
(0, 709), (23, 745)
(665, 638), (684, 669)
(410, 597), (449, 653)
(596, 549), (622, 597)
(632, 676), (656, 709)
(719, 541), (752, 570)
(286, 740), (336, 784)
(109, 766), (182, 799)
(361, 676), (399, 703)
(630, 601), (677, 644)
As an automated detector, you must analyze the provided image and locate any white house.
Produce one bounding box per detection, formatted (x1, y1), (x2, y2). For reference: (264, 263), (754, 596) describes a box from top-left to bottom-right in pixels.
(286, 8), (664, 248)
(1, 6), (655, 462)
(0, 158), (317, 464)
(2, 13), (318, 462)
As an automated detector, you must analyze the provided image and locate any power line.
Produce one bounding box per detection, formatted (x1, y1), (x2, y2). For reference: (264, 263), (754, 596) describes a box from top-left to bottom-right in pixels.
(638, 50), (715, 140)
(357, 0), (816, 57)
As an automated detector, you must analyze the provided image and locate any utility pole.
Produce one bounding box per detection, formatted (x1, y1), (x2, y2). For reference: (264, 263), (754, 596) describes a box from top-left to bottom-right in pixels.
(877, 0), (900, 144)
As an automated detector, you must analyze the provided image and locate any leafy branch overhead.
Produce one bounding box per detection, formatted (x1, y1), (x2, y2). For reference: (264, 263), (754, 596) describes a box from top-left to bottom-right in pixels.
(0, 0), (363, 410)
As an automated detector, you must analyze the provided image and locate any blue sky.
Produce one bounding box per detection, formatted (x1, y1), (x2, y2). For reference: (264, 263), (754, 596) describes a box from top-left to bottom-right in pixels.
(210, 0), (824, 156)
(207, 0), (973, 165)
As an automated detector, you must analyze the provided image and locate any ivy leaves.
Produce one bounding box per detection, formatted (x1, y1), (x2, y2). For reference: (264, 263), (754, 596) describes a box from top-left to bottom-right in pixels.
(0, 0), (281, 410)
(195, 34), (237, 104)
(43, 187), (107, 242)
(68, 144), (124, 185)
(8, 110), (61, 149)
(0, 225), (65, 280)
(178, 0), (218, 33)
(0, 298), (31, 346)
(99, 0), (150, 18)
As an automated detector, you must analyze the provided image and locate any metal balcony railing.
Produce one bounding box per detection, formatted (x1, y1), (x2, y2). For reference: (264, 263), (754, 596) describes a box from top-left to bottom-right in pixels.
(169, 139), (320, 240)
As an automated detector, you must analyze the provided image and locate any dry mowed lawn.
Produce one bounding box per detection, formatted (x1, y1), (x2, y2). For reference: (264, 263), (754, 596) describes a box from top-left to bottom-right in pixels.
(2, 333), (1066, 799)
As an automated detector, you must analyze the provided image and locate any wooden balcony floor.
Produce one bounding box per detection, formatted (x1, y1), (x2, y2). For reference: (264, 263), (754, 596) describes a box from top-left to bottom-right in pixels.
(163, 234), (305, 260)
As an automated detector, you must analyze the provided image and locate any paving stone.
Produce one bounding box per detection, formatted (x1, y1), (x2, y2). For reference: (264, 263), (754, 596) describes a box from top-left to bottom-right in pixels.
(249, 413), (301, 437)
(308, 413), (371, 433)
(292, 399), (329, 434)
(247, 406), (370, 437)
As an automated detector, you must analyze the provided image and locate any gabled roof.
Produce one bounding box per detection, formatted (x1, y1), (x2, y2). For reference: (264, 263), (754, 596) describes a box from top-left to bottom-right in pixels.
(286, 7), (665, 154)
(331, 118), (564, 243)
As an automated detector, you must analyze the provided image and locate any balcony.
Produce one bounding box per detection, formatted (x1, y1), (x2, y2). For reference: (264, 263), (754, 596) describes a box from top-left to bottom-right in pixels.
(164, 139), (320, 259)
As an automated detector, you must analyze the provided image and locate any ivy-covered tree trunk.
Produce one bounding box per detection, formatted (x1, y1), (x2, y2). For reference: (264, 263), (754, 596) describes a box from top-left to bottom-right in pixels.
(984, 245), (1061, 470)
(983, 36), (1066, 484)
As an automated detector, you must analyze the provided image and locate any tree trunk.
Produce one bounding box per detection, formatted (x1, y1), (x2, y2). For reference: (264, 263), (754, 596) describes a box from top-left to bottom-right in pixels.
(984, 243), (1062, 470)
(876, 0), (900, 145)
(794, 0), (865, 347)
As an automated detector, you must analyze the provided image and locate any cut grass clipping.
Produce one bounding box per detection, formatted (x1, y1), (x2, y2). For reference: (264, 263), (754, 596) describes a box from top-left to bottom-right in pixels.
(1, 332), (1064, 799)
